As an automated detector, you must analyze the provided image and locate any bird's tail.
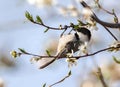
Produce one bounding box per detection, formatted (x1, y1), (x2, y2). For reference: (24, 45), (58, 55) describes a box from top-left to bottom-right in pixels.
(38, 48), (66, 69)
(38, 58), (56, 69)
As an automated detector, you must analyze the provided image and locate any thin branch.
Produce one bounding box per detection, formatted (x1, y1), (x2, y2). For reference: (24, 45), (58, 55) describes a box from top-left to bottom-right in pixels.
(20, 52), (54, 58)
(27, 1), (120, 30)
(49, 71), (71, 87)
(93, 1), (119, 40)
(100, 7), (113, 15)
(75, 46), (120, 59)
(94, 0), (120, 31)
(103, 26), (118, 41)
(18, 46), (120, 59)
(80, 1), (120, 28)
(94, 0), (113, 15)
(32, 21), (71, 30)
(20, 52), (42, 57)
(94, 0), (119, 23)
(97, 67), (108, 87)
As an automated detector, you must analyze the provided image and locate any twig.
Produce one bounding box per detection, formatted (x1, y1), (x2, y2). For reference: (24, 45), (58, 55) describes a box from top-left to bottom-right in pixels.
(20, 52), (55, 58)
(19, 46), (120, 59)
(94, 0), (120, 31)
(94, 0), (113, 15)
(103, 26), (118, 41)
(20, 52), (42, 57)
(97, 67), (108, 87)
(32, 21), (71, 30)
(49, 71), (71, 87)
(94, 0), (119, 23)
(75, 46), (120, 59)
(80, 1), (120, 28)
(60, 25), (67, 37)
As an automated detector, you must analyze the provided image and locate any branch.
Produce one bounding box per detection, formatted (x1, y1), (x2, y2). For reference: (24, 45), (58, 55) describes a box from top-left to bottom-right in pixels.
(94, 0), (120, 31)
(75, 46), (120, 59)
(49, 71), (71, 87)
(80, 1), (120, 28)
(11, 46), (120, 60)
(32, 21), (71, 30)
(94, 0), (114, 15)
(94, 0), (119, 23)
(97, 67), (108, 87)
(25, 11), (73, 31)
(103, 26), (118, 41)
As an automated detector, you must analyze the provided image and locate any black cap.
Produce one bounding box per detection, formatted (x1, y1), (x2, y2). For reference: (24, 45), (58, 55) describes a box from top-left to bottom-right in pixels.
(76, 28), (91, 41)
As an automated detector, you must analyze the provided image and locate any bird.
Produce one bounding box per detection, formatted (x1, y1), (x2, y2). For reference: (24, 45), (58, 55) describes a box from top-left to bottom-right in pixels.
(38, 27), (91, 69)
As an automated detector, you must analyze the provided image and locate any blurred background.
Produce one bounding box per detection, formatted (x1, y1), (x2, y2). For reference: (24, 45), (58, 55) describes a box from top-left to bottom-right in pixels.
(0, 0), (120, 87)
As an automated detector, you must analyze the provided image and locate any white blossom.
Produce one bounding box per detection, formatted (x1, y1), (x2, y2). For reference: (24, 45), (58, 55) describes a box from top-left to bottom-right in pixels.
(27, 0), (56, 8)
(82, 8), (93, 19)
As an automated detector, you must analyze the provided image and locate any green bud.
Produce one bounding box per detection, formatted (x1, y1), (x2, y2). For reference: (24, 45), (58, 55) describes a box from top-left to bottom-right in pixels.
(113, 56), (120, 64)
(42, 83), (46, 87)
(68, 70), (72, 76)
(73, 25), (79, 30)
(112, 9), (114, 13)
(44, 28), (49, 33)
(36, 15), (43, 24)
(114, 17), (118, 23)
(46, 50), (51, 56)
(18, 48), (27, 54)
(25, 11), (34, 22)
(10, 51), (17, 58)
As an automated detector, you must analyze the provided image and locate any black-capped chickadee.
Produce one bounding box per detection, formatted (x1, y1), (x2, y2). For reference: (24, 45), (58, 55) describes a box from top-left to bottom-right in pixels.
(38, 27), (91, 69)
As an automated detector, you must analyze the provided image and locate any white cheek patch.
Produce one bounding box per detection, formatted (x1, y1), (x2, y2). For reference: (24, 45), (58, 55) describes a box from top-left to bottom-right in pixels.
(77, 32), (89, 43)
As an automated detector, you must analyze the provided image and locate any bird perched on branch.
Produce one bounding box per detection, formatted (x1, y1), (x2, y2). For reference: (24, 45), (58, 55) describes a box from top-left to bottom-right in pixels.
(38, 27), (91, 69)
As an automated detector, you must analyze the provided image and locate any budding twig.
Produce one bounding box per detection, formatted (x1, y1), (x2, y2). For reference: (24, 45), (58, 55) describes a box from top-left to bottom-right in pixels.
(14, 46), (120, 60)
(80, 1), (120, 28)
(94, 0), (120, 31)
(32, 21), (71, 30)
(49, 71), (71, 87)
